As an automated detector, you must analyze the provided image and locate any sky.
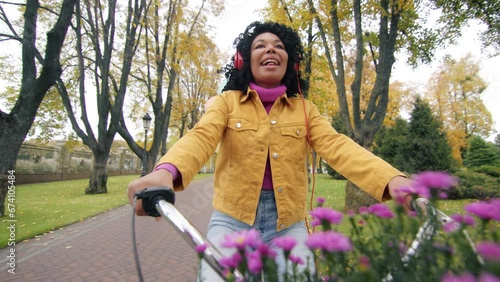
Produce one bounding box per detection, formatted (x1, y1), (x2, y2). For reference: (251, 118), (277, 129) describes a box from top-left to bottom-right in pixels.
(209, 0), (500, 142)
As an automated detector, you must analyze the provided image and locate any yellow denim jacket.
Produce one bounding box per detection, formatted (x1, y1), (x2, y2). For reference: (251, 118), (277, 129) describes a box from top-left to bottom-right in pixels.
(157, 89), (404, 231)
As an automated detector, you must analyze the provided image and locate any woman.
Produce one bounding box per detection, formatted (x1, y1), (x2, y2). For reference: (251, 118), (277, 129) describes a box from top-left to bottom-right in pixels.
(128, 21), (413, 281)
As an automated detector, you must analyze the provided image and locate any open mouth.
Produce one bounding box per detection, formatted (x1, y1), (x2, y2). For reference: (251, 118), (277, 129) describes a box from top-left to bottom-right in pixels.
(262, 59), (279, 66)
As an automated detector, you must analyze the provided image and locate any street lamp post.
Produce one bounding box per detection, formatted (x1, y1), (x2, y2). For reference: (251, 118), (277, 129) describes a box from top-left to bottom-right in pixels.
(141, 113), (152, 177)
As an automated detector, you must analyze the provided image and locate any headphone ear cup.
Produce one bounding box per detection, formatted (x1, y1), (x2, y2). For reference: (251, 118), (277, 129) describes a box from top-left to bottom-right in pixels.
(295, 54), (302, 72)
(234, 52), (243, 70)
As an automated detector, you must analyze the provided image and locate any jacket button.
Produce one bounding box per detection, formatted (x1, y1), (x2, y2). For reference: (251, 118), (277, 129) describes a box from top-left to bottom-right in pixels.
(277, 187), (283, 193)
(279, 223), (285, 229)
(270, 120), (277, 125)
(272, 153), (279, 159)
(235, 122), (241, 128)
(296, 129), (300, 135)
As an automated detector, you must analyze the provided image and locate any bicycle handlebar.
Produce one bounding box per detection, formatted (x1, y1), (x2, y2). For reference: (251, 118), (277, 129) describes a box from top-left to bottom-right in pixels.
(384, 197), (483, 282)
(136, 186), (243, 281)
(408, 198), (482, 263)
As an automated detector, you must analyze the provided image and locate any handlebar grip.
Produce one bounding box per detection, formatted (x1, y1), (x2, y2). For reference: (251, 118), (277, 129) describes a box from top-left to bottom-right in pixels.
(135, 186), (175, 217)
(410, 197), (431, 212)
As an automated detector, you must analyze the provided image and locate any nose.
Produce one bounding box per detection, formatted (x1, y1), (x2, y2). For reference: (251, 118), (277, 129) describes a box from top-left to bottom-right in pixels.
(265, 44), (276, 53)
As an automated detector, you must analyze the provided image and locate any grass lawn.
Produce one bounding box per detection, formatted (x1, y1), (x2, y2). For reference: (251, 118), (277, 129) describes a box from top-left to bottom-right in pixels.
(0, 173), (213, 248)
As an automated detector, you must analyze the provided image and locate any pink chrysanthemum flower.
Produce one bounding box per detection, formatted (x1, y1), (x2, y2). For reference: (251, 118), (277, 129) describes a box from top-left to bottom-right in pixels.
(451, 214), (476, 227)
(347, 210), (356, 217)
(476, 241), (500, 262)
(412, 171), (458, 190)
(273, 236), (297, 252)
(246, 251), (263, 275)
(288, 255), (304, 265)
(220, 252), (242, 269)
(358, 255), (371, 270)
(478, 272), (500, 282)
(392, 186), (414, 206)
(222, 229), (261, 250)
(410, 171), (458, 200)
(490, 199), (500, 207)
(316, 197), (325, 206)
(441, 272), (476, 282)
(368, 203), (394, 218)
(310, 206), (343, 226)
(465, 201), (500, 221)
(195, 243), (208, 254)
(438, 191), (448, 199)
(443, 221), (461, 233)
(359, 206), (369, 215)
(306, 231), (352, 252)
(255, 242), (277, 259)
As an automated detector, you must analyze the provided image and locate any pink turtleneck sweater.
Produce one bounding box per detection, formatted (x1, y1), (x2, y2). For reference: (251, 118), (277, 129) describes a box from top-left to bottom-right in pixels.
(156, 83), (287, 191)
(249, 82), (286, 190)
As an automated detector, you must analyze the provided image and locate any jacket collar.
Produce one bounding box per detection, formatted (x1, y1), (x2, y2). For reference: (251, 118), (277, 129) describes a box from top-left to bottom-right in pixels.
(241, 87), (294, 108)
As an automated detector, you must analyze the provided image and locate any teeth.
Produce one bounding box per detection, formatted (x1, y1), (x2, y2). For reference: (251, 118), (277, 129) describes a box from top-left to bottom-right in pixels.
(263, 60), (278, 66)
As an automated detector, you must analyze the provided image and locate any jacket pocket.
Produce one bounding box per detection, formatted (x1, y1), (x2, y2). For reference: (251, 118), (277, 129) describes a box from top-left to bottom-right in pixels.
(225, 117), (260, 165)
(279, 125), (308, 139)
(278, 125), (309, 164)
(227, 117), (259, 132)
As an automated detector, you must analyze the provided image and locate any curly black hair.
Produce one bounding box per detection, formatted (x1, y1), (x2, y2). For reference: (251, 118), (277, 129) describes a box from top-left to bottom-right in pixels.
(221, 21), (308, 97)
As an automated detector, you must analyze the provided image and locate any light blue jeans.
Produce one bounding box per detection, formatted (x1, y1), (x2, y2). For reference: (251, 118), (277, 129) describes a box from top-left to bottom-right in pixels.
(199, 190), (315, 281)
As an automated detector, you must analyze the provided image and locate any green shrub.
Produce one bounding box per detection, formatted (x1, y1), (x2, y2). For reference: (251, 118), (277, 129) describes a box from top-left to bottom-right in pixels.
(449, 169), (499, 200)
(472, 165), (500, 178)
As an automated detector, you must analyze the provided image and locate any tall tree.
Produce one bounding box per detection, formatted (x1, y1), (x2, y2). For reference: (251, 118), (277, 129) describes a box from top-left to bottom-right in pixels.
(171, 32), (222, 138)
(57, 0), (146, 194)
(433, 0), (500, 54)
(400, 97), (455, 174)
(373, 117), (409, 169)
(0, 0), (77, 216)
(117, 0), (223, 173)
(426, 53), (492, 164)
(464, 135), (500, 168)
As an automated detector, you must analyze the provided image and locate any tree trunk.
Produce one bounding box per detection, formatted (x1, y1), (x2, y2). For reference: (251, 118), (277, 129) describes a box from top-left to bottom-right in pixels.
(85, 152), (109, 194)
(344, 181), (378, 212)
(0, 134), (23, 217)
(317, 157), (323, 173)
(0, 0), (77, 216)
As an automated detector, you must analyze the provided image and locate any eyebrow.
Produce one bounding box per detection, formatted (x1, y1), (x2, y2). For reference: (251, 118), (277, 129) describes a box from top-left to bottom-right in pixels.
(252, 39), (283, 46)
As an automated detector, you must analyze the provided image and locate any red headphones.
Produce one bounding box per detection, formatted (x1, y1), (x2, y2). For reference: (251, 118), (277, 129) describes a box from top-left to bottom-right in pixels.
(234, 52), (244, 70)
(234, 51), (299, 71)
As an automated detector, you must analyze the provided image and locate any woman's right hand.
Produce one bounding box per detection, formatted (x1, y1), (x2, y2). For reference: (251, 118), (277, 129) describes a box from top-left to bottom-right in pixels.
(127, 169), (174, 216)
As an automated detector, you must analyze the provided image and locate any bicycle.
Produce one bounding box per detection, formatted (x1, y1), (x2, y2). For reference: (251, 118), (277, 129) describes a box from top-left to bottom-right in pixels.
(132, 186), (483, 282)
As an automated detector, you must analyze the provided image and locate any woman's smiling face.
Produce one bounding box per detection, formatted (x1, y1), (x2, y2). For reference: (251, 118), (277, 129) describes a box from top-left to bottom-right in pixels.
(250, 32), (288, 89)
